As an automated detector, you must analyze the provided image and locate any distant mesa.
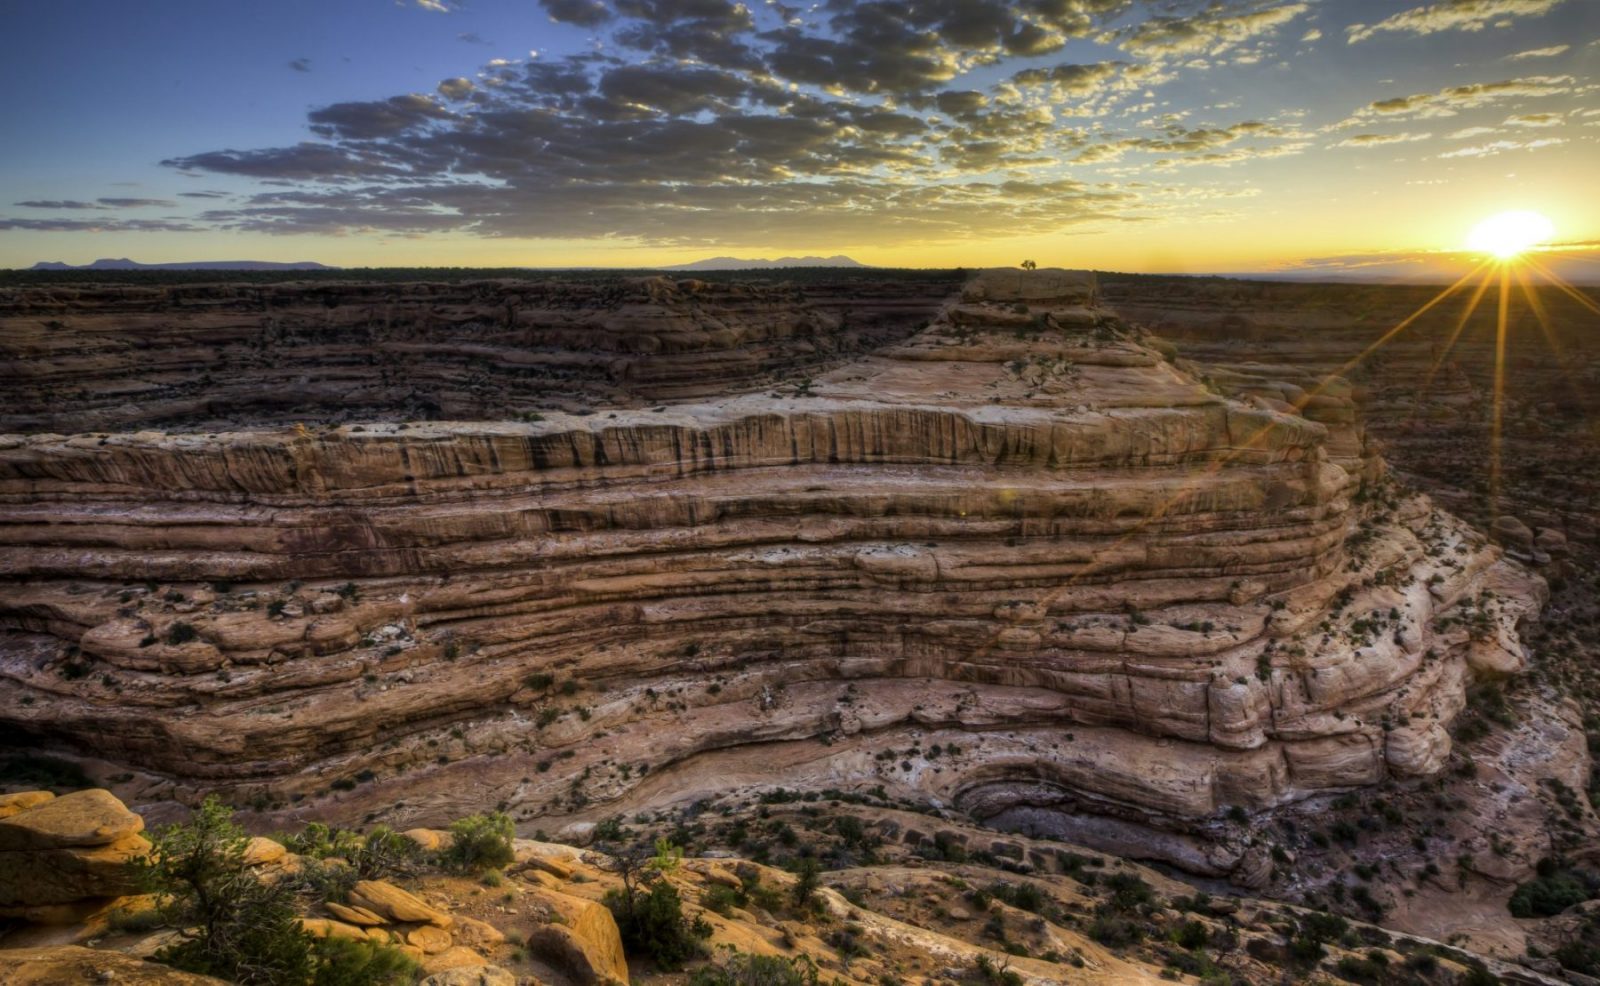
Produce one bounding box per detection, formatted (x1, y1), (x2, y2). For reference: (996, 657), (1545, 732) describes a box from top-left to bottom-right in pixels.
(661, 254), (868, 271)
(28, 257), (335, 271)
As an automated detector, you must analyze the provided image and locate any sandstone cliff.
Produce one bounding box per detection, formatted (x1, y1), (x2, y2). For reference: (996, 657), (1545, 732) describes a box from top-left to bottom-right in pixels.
(0, 270), (1543, 888)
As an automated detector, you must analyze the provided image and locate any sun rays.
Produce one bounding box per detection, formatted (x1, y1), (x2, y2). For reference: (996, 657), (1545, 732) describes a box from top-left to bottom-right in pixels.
(964, 222), (1597, 666)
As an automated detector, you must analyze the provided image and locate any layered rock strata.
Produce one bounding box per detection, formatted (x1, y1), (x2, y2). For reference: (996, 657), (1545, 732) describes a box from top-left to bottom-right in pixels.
(0, 276), (949, 432)
(0, 269), (1541, 881)
(0, 789), (148, 911)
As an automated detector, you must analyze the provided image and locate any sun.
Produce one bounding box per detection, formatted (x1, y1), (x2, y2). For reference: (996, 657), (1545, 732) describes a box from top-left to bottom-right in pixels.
(1466, 209), (1555, 260)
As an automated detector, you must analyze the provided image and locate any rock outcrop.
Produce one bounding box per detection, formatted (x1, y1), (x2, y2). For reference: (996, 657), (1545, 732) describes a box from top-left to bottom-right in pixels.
(0, 946), (229, 985)
(0, 276), (949, 432)
(0, 270), (1543, 881)
(0, 790), (149, 909)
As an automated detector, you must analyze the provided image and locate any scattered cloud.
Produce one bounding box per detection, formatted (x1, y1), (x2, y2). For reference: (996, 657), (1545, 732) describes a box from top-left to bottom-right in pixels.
(15, 200), (105, 210)
(1507, 44), (1570, 59)
(0, 217), (199, 232)
(1342, 75), (1577, 123)
(1347, 0), (1566, 44)
(1332, 131), (1432, 148)
(96, 197), (177, 208)
(1438, 135), (1566, 157)
(1117, 3), (1309, 61)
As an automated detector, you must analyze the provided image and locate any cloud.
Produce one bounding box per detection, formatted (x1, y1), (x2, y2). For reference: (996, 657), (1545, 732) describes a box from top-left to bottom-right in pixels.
(539, 0), (612, 27)
(0, 217), (199, 232)
(1117, 3), (1309, 60)
(1347, 0), (1566, 44)
(15, 200), (106, 210)
(121, 0), (1531, 250)
(1343, 75), (1576, 122)
(289, 57), (312, 73)
(96, 197), (178, 208)
(1332, 131), (1432, 147)
(1438, 135), (1565, 157)
(1507, 44), (1569, 59)
(458, 32), (492, 45)
(411, 0), (461, 11)
(1505, 111), (1562, 126)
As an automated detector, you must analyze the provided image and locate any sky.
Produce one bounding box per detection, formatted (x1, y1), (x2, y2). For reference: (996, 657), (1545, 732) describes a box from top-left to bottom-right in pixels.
(2, 0), (1598, 275)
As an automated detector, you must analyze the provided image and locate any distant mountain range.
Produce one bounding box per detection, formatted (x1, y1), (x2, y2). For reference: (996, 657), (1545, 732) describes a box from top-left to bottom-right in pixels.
(29, 258), (335, 271)
(661, 255), (868, 271)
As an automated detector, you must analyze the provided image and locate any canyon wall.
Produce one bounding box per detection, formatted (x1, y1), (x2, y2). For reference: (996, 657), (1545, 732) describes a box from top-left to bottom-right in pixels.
(0, 269), (1542, 882)
(0, 276), (950, 431)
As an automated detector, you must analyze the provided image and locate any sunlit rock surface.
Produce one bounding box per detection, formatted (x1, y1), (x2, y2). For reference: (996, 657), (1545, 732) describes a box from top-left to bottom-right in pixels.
(0, 269), (1542, 881)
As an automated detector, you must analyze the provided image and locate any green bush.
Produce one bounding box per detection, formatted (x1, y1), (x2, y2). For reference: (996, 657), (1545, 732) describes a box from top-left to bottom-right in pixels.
(1509, 870), (1597, 918)
(309, 937), (418, 986)
(792, 857), (821, 908)
(689, 951), (819, 986)
(134, 796), (315, 985)
(605, 880), (711, 970)
(440, 812), (516, 874)
(702, 884), (744, 916)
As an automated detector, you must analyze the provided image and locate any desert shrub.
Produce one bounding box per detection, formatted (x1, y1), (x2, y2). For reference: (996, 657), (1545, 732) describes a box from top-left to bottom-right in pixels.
(1287, 935), (1326, 965)
(702, 883), (743, 916)
(440, 812), (515, 874)
(689, 951), (819, 986)
(1509, 868), (1598, 917)
(1103, 872), (1154, 912)
(1089, 914), (1144, 947)
(973, 955), (1024, 986)
(792, 857), (821, 908)
(308, 937), (419, 986)
(132, 797), (412, 986)
(1335, 955), (1384, 983)
(1172, 920), (1210, 950)
(285, 822), (424, 882)
(1299, 911), (1348, 943)
(605, 880), (711, 970)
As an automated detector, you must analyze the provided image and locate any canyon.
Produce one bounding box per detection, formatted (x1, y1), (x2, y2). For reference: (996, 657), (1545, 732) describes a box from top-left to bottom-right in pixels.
(0, 269), (1547, 854)
(1, 266), (1597, 982)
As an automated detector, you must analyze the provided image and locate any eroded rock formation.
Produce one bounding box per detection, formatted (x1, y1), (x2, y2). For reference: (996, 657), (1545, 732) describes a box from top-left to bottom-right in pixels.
(0, 269), (1543, 883)
(0, 276), (949, 431)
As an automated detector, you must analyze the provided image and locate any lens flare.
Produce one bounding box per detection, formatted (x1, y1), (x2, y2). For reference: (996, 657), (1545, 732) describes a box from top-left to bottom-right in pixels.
(1466, 210), (1554, 259)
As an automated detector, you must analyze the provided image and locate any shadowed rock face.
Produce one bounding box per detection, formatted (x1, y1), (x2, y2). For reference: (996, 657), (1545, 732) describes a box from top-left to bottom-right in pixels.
(1102, 275), (1600, 552)
(0, 269), (1542, 883)
(0, 276), (951, 432)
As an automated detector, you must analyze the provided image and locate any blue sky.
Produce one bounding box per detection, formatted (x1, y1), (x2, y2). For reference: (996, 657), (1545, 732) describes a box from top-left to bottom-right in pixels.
(2, 0), (1597, 272)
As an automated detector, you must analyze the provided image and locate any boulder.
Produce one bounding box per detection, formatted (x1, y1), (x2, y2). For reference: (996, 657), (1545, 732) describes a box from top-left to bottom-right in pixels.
(0, 791), (56, 819)
(0, 789), (144, 851)
(242, 836), (287, 866)
(421, 946), (489, 976)
(1490, 515), (1534, 551)
(300, 917), (368, 940)
(524, 886), (629, 985)
(350, 879), (453, 928)
(452, 915), (507, 949)
(326, 900), (386, 926)
(408, 923), (455, 954)
(0, 833), (151, 907)
(403, 828), (453, 852)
